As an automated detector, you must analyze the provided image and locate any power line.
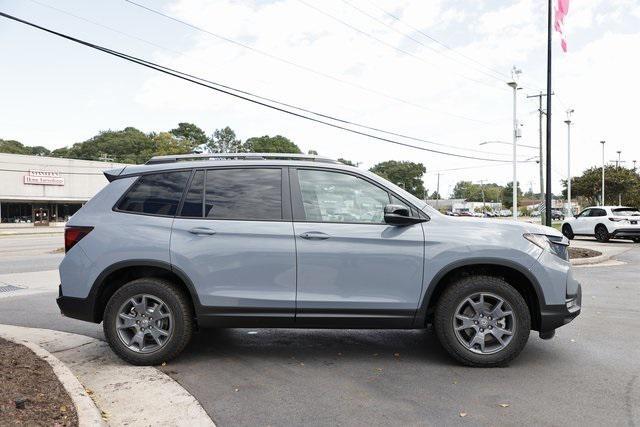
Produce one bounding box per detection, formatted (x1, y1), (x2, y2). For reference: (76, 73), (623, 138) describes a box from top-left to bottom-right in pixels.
(19, 0), (515, 158)
(296, 0), (506, 92)
(340, 0), (509, 84)
(0, 11), (530, 164)
(364, 0), (511, 82)
(122, 0), (492, 125)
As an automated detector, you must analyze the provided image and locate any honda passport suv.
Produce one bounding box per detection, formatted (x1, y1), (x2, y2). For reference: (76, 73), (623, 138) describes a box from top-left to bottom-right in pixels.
(57, 153), (581, 367)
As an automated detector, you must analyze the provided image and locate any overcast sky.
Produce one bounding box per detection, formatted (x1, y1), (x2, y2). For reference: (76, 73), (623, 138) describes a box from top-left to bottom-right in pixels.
(1, 0), (639, 196)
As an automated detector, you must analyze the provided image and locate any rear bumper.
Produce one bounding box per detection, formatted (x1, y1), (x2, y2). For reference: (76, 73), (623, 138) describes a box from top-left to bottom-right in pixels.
(538, 283), (582, 333)
(610, 228), (640, 238)
(56, 285), (97, 323)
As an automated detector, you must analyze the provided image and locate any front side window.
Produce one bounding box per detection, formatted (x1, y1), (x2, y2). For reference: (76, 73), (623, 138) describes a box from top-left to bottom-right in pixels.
(203, 168), (282, 220)
(297, 169), (391, 223)
(117, 171), (191, 216)
(576, 209), (591, 218)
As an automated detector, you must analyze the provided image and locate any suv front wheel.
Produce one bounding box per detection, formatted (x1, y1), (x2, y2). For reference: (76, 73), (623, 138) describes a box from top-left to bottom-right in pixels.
(434, 275), (531, 367)
(103, 278), (193, 365)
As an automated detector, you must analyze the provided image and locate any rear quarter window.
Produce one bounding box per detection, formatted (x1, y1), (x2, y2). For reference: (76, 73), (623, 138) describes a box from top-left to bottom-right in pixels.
(117, 171), (191, 216)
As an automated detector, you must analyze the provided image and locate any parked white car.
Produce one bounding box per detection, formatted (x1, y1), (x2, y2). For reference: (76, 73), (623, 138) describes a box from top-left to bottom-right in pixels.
(561, 206), (640, 242)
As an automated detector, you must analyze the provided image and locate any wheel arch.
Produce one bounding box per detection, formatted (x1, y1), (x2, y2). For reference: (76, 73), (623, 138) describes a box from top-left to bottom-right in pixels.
(90, 260), (201, 324)
(416, 259), (543, 331)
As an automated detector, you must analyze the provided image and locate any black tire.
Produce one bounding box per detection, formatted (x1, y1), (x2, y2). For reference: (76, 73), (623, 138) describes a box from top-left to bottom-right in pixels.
(633, 238), (640, 243)
(595, 224), (610, 242)
(103, 278), (193, 366)
(562, 224), (574, 240)
(434, 275), (531, 367)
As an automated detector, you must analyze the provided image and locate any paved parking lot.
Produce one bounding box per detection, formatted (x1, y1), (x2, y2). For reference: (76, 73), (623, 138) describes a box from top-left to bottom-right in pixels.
(0, 234), (638, 426)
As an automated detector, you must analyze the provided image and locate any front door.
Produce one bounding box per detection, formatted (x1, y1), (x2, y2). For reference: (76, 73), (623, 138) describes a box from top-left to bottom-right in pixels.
(291, 168), (425, 327)
(170, 167), (296, 325)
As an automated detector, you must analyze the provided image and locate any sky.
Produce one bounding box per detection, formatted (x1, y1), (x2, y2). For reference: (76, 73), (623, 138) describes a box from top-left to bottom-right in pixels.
(1, 0), (639, 197)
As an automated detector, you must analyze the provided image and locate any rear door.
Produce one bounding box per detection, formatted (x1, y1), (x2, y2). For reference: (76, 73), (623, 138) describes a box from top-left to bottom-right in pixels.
(290, 168), (425, 327)
(170, 167), (296, 325)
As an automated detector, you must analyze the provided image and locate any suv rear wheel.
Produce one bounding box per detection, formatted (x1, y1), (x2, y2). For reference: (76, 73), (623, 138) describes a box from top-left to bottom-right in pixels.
(595, 224), (610, 242)
(434, 275), (531, 367)
(103, 278), (193, 365)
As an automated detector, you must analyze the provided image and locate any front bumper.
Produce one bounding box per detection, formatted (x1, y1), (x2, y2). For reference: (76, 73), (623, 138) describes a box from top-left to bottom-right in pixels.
(538, 283), (582, 333)
(56, 285), (97, 323)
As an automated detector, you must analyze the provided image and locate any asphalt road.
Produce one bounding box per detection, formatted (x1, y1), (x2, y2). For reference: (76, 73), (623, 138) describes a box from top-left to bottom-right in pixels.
(0, 234), (64, 273)
(0, 235), (638, 426)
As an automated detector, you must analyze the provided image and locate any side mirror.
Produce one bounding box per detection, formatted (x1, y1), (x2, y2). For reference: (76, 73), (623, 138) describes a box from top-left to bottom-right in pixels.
(384, 204), (426, 226)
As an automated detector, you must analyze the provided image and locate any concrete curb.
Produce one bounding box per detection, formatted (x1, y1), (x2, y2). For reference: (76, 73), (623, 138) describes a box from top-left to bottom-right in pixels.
(571, 253), (610, 266)
(0, 330), (105, 426)
(0, 325), (215, 426)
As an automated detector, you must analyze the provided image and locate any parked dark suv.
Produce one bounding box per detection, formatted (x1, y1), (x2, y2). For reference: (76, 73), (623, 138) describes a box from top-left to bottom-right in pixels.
(57, 153), (581, 367)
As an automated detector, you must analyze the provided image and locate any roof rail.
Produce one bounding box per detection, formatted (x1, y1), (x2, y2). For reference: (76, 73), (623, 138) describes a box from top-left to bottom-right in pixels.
(145, 152), (339, 165)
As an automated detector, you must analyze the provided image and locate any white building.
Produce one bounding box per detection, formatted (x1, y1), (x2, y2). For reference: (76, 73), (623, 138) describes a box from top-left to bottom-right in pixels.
(0, 153), (128, 226)
(425, 199), (502, 213)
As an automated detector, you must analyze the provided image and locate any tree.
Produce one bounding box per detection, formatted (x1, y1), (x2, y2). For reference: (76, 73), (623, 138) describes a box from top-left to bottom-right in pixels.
(0, 139), (51, 156)
(307, 150), (318, 155)
(429, 191), (440, 199)
(337, 158), (357, 166)
(52, 127), (155, 164)
(243, 135), (301, 153)
(369, 161), (426, 198)
(452, 181), (503, 203)
(170, 122), (208, 148)
(563, 165), (640, 206)
(151, 132), (195, 157)
(206, 126), (243, 153)
(502, 181), (523, 209)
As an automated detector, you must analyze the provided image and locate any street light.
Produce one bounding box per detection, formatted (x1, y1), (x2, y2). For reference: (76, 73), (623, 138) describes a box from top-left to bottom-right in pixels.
(564, 109), (574, 216)
(600, 141), (606, 206)
(507, 67), (521, 219)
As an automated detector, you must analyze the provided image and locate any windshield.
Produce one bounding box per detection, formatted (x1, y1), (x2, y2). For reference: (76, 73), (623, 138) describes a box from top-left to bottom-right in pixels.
(612, 207), (640, 216)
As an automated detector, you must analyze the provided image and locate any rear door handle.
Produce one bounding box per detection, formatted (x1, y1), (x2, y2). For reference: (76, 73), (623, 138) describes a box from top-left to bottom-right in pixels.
(188, 227), (216, 236)
(299, 231), (330, 240)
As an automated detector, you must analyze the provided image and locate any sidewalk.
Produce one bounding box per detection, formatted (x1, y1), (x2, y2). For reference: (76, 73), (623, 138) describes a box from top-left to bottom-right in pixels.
(0, 325), (215, 426)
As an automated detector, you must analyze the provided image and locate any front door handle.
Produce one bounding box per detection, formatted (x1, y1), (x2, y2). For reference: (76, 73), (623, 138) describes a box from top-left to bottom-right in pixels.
(299, 231), (330, 240)
(188, 227), (216, 236)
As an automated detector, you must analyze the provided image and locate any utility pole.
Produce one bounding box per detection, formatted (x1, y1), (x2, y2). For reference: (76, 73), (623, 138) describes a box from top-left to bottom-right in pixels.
(478, 180), (486, 214)
(527, 92), (554, 223)
(633, 160), (637, 170)
(600, 141), (606, 206)
(564, 109), (573, 216)
(435, 173), (440, 208)
(508, 66), (521, 219)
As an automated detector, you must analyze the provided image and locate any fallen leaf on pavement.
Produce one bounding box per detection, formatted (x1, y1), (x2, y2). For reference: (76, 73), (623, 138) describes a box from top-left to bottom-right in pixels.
(499, 403), (510, 408)
(459, 412), (467, 417)
(393, 353), (400, 357)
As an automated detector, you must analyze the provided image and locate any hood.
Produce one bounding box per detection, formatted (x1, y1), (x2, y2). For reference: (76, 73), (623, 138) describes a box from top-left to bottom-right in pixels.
(434, 214), (562, 238)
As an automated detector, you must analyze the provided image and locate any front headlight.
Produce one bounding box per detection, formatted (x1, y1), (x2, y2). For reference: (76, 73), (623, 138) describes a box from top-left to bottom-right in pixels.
(523, 233), (569, 261)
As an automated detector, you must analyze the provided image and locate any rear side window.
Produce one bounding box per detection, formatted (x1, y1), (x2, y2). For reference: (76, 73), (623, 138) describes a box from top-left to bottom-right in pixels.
(177, 168), (282, 220)
(590, 209), (607, 217)
(117, 171), (191, 216)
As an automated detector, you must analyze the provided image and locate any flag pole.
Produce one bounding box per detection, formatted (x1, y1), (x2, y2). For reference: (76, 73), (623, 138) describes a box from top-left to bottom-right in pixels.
(545, 0), (553, 227)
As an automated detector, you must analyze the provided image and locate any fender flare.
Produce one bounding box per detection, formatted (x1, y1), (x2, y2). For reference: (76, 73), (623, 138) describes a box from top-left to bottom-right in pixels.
(412, 257), (544, 327)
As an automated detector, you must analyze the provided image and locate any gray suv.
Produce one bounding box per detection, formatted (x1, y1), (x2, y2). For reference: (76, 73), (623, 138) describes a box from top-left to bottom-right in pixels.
(57, 153), (581, 367)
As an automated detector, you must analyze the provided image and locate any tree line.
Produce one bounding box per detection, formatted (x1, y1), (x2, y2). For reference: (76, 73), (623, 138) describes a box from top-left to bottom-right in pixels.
(6, 123), (636, 206)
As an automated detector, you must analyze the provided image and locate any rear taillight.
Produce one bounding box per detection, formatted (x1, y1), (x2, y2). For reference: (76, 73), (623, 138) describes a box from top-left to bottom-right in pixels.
(64, 226), (93, 253)
(609, 217), (627, 222)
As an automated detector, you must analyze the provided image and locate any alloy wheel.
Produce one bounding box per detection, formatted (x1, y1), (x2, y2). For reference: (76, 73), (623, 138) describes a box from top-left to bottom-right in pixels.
(452, 292), (515, 355)
(115, 294), (173, 354)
